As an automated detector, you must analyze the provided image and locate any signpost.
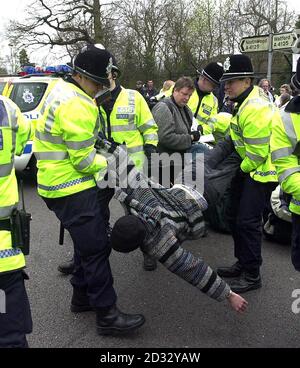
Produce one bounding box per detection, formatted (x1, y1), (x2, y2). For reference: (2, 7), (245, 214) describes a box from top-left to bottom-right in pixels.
(272, 32), (297, 50)
(239, 36), (269, 53)
(239, 29), (300, 81)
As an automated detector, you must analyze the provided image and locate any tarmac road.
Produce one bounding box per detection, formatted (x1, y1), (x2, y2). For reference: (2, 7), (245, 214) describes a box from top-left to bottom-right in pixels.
(20, 176), (300, 348)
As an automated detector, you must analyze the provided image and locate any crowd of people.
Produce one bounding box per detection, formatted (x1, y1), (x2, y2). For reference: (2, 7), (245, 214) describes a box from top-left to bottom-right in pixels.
(1, 43), (300, 347)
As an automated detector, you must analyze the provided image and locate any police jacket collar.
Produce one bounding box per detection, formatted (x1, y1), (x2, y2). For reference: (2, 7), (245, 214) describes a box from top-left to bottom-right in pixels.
(102, 83), (122, 115)
(284, 95), (300, 114)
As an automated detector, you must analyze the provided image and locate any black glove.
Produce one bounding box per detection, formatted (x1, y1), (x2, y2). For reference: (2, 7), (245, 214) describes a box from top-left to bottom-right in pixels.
(144, 144), (158, 159)
(191, 130), (200, 142)
(197, 125), (204, 135)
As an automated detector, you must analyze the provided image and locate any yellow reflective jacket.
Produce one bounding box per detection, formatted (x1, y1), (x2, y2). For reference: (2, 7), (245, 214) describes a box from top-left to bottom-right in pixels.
(188, 89), (218, 135)
(230, 86), (277, 183)
(271, 109), (300, 215)
(0, 96), (31, 273)
(99, 87), (158, 170)
(211, 112), (231, 142)
(34, 79), (107, 198)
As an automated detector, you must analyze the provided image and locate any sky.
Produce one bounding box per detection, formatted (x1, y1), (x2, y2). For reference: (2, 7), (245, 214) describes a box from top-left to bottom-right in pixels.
(0, 0), (300, 67)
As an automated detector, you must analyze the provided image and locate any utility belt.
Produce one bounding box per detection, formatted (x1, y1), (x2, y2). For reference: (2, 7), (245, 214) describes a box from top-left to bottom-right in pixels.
(0, 209), (31, 255)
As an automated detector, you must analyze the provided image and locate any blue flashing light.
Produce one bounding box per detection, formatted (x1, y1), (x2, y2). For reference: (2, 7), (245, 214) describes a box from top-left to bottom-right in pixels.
(20, 64), (72, 76)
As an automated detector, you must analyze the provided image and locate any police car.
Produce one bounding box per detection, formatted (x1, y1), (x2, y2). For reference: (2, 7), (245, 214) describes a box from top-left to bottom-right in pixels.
(4, 65), (71, 175)
(0, 76), (17, 95)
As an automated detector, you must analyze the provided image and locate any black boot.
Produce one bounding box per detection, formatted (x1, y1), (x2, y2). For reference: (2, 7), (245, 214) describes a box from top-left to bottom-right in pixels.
(57, 257), (75, 275)
(143, 253), (157, 271)
(217, 261), (243, 278)
(228, 271), (262, 294)
(71, 288), (93, 313)
(96, 305), (145, 336)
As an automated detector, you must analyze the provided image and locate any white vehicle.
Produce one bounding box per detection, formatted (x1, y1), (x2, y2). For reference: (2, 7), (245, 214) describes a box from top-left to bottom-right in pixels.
(4, 66), (71, 175)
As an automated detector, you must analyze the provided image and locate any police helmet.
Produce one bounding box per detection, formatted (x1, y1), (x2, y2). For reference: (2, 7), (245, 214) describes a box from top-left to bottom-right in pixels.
(72, 44), (113, 87)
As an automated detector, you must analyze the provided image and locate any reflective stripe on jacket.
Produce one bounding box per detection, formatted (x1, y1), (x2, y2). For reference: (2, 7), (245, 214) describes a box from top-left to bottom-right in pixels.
(230, 86), (277, 183)
(0, 96), (30, 273)
(271, 109), (300, 214)
(99, 88), (158, 170)
(188, 90), (218, 135)
(34, 79), (107, 198)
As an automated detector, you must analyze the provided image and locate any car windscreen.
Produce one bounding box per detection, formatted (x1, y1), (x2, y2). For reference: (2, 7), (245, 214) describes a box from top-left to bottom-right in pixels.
(9, 82), (48, 112)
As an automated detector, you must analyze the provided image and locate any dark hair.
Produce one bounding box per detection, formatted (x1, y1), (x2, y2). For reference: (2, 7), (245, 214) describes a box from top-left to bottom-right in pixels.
(279, 93), (291, 107)
(174, 76), (195, 91)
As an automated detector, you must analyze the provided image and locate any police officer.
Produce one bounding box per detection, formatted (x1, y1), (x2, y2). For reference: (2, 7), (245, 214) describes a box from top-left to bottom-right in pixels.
(271, 58), (300, 272)
(0, 95), (32, 347)
(57, 52), (159, 273)
(34, 44), (145, 335)
(216, 55), (277, 293)
(97, 56), (159, 271)
(188, 62), (230, 142)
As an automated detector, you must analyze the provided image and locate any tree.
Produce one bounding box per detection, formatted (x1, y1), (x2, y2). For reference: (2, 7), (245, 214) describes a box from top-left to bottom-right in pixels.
(115, 0), (171, 81)
(19, 49), (31, 67)
(7, 0), (115, 57)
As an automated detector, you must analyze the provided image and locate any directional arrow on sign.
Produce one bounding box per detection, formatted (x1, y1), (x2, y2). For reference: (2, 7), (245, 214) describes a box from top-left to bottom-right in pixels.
(239, 35), (269, 53)
(272, 32), (297, 50)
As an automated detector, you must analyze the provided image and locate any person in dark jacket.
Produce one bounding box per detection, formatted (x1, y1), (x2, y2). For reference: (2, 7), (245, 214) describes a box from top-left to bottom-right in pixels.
(95, 138), (248, 315)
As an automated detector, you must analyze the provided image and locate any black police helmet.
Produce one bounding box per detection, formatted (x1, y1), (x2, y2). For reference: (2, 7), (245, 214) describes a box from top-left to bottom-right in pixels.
(220, 54), (254, 82)
(199, 62), (224, 86)
(72, 44), (113, 87)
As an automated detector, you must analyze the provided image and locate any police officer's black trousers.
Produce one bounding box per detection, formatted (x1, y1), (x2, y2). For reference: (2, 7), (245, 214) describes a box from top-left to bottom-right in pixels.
(0, 270), (32, 348)
(227, 174), (276, 275)
(43, 187), (117, 309)
(291, 213), (300, 272)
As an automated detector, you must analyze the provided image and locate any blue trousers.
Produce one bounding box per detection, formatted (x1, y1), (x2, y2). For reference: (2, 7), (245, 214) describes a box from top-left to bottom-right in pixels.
(0, 270), (32, 348)
(43, 187), (117, 309)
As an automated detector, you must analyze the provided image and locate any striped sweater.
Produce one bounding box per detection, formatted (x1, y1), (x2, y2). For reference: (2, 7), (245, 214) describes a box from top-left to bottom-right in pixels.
(96, 139), (231, 302)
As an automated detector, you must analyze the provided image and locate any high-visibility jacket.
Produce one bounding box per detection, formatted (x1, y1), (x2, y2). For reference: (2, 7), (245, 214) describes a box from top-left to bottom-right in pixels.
(230, 86), (277, 183)
(188, 89), (218, 135)
(212, 112), (231, 142)
(271, 109), (300, 215)
(0, 96), (31, 273)
(155, 87), (173, 101)
(34, 79), (107, 198)
(99, 88), (158, 170)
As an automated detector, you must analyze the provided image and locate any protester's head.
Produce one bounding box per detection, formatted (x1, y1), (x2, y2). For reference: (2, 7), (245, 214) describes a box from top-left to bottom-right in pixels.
(110, 215), (147, 253)
(279, 83), (292, 96)
(147, 80), (155, 90)
(162, 80), (175, 92)
(197, 62), (223, 93)
(279, 92), (291, 108)
(136, 80), (144, 89)
(258, 78), (272, 94)
(220, 55), (254, 100)
(172, 76), (195, 107)
(72, 43), (114, 98)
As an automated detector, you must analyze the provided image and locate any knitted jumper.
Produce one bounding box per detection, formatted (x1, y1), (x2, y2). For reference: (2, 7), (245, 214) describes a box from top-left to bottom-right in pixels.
(95, 139), (231, 302)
